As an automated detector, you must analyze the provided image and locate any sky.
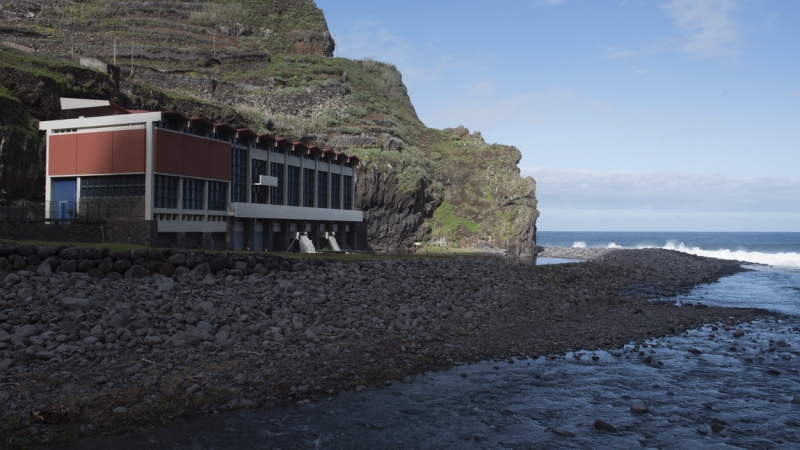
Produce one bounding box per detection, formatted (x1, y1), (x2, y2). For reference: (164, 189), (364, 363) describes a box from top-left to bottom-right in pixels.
(314, 0), (800, 231)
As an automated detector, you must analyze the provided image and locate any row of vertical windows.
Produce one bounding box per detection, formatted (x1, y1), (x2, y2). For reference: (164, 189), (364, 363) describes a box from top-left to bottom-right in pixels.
(331, 173), (341, 210)
(251, 159), (267, 204)
(270, 162), (284, 205)
(287, 166), (300, 207)
(154, 175), (179, 208)
(343, 175), (353, 211)
(317, 171), (328, 209)
(81, 175), (145, 198)
(230, 148), (248, 203)
(207, 181), (227, 211)
(183, 178), (204, 210)
(303, 168), (315, 208)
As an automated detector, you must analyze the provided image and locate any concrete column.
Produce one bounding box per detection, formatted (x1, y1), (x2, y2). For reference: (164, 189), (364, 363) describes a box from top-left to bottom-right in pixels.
(225, 217), (235, 250)
(202, 232), (213, 250)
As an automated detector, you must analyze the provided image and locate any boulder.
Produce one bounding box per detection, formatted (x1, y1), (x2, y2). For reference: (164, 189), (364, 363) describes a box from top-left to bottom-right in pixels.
(80, 247), (103, 260)
(37, 246), (57, 259)
(209, 256), (232, 273)
(112, 259), (132, 274)
(148, 249), (165, 261)
(58, 247), (79, 260)
(191, 262), (211, 277)
(77, 259), (95, 272)
(108, 250), (131, 261)
(56, 260), (77, 273)
(125, 265), (149, 279)
(18, 244), (37, 256)
(158, 262), (175, 277)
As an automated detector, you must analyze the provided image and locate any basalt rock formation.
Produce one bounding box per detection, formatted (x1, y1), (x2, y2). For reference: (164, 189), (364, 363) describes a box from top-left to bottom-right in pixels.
(0, 0), (539, 255)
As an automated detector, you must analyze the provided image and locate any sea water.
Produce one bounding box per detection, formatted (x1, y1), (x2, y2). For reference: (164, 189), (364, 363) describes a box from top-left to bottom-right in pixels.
(538, 231), (800, 267)
(68, 238), (800, 449)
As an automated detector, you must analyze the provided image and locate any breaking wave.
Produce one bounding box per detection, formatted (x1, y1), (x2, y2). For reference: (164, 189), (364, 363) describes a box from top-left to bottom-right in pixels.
(572, 241), (587, 248)
(661, 241), (800, 267)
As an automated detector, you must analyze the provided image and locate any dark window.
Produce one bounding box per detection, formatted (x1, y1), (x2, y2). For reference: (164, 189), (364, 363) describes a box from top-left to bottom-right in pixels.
(303, 168), (315, 207)
(251, 159), (267, 204)
(287, 166), (300, 207)
(207, 181), (227, 211)
(230, 148), (247, 203)
(154, 175), (179, 208)
(330, 159), (341, 166)
(331, 173), (341, 209)
(317, 171), (328, 209)
(270, 146), (282, 154)
(270, 162), (284, 205)
(183, 178), (204, 210)
(343, 175), (353, 210)
(81, 175), (145, 198)
(303, 153), (314, 160)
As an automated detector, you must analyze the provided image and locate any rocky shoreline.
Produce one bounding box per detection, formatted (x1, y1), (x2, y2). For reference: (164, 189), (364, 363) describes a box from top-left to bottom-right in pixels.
(0, 245), (772, 447)
(537, 245), (616, 260)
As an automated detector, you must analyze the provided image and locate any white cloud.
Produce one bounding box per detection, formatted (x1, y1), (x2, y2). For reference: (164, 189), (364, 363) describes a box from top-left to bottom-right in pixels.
(522, 168), (800, 212)
(660, 0), (741, 58)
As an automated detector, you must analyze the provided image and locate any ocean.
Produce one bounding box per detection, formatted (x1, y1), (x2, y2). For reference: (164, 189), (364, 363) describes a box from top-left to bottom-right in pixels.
(70, 232), (800, 449)
(537, 231), (800, 267)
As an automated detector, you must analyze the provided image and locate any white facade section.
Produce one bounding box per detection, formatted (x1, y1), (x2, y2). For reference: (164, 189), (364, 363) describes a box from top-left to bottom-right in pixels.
(231, 203), (363, 222)
(255, 175), (278, 187)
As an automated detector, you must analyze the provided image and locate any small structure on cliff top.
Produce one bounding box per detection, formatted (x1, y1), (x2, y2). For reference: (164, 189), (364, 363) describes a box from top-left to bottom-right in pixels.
(37, 98), (367, 252)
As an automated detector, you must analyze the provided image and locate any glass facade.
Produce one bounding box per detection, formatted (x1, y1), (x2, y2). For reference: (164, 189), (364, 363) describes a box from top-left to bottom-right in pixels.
(317, 171), (328, 209)
(303, 168), (315, 207)
(343, 175), (353, 210)
(251, 159), (267, 204)
(207, 181), (227, 211)
(331, 173), (341, 209)
(154, 175), (179, 208)
(230, 148), (247, 203)
(81, 175), (144, 198)
(269, 162), (284, 205)
(287, 166), (300, 207)
(183, 178), (204, 210)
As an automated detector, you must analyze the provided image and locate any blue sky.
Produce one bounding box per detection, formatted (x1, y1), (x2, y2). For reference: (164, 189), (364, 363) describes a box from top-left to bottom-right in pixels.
(314, 0), (800, 231)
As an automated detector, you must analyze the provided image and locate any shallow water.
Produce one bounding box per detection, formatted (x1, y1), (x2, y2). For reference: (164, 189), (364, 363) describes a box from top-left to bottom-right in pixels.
(70, 269), (800, 450)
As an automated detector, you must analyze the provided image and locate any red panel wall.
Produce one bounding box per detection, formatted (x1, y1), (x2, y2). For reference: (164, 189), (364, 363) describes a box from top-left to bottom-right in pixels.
(208, 140), (232, 181)
(154, 129), (184, 175)
(48, 134), (78, 175)
(183, 136), (209, 178)
(112, 129), (146, 173)
(155, 129), (230, 181)
(76, 132), (113, 174)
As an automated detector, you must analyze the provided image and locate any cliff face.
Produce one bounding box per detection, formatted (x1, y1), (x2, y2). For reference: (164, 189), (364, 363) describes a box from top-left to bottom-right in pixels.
(0, 0), (538, 254)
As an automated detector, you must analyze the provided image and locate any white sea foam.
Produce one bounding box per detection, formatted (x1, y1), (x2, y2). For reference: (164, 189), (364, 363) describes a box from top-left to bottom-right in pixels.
(661, 242), (800, 267)
(607, 242), (623, 249)
(572, 241), (587, 248)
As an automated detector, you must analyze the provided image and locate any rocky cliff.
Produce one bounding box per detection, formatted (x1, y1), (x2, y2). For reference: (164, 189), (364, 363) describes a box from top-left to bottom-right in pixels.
(0, 0), (538, 255)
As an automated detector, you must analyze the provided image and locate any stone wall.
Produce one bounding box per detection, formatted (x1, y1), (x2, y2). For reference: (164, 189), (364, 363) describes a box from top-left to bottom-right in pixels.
(0, 242), (306, 280)
(0, 223), (104, 243)
(80, 197), (144, 221)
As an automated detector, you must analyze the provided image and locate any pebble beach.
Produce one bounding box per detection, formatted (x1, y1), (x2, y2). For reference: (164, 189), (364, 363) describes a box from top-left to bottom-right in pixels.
(0, 244), (772, 446)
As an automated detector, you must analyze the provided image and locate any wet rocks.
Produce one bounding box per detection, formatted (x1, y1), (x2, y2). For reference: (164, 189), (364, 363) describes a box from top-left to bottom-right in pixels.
(594, 419), (617, 432)
(630, 402), (649, 413)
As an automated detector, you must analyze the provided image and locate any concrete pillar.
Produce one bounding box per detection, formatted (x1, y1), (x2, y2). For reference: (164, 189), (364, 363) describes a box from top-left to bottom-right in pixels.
(176, 232), (188, 249)
(225, 218), (235, 251)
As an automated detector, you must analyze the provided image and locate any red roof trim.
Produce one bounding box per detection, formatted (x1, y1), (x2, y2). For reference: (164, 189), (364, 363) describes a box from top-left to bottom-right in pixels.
(190, 117), (215, 127)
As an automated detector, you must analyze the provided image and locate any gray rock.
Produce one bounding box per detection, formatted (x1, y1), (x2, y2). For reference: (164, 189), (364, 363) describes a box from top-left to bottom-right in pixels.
(61, 297), (93, 310)
(0, 330), (10, 343)
(0, 359), (14, 371)
(58, 247), (79, 260)
(227, 399), (256, 409)
(792, 395), (800, 404)
(4, 273), (21, 286)
(131, 249), (148, 260)
(144, 336), (163, 346)
(158, 262), (175, 277)
(148, 249), (165, 261)
(36, 262), (53, 276)
(209, 256), (231, 273)
(126, 318), (153, 332)
(594, 419), (617, 432)
(18, 244), (37, 256)
(43, 256), (62, 269)
(125, 265), (149, 279)
(112, 407), (128, 415)
(110, 313), (129, 328)
(113, 259), (132, 274)
(551, 428), (575, 437)
(630, 402), (649, 413)
(733, 330), (745, 338)
(37, 246), (57, 259)
(109, 250), (131, 261)
(0, 391), (10, 404)
(169, 253), (186, 265)
(191, 262), (211, 277)
(77, 259), (95, 272)
(86, 268), (105, 279)
(56, 259), (77, 273)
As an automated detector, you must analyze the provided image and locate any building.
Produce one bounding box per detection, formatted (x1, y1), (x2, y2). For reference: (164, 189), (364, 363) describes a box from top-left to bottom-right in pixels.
(38, 98), (366, 252)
